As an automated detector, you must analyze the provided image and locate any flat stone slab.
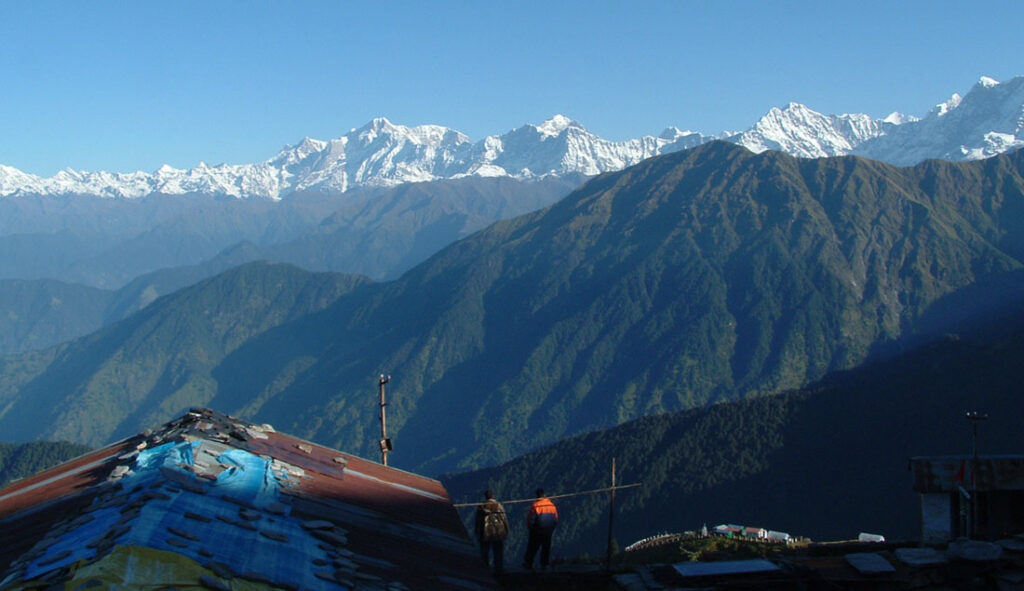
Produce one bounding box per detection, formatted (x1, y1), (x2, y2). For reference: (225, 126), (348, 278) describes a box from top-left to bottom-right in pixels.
(266, 502), (288, 515)
(948, 539), (1003, 562)
(673, 559), (781, 578)
(259, 529), (289, 543)
(894, 547), (947, 567)
(998, 571), (1024, 584)
(205, 561), (235, 580)
(845, 552), (896, 574)
(199, 575), (230, 591)
(238, 508), (262, 521)
(166, 537), (190, 548)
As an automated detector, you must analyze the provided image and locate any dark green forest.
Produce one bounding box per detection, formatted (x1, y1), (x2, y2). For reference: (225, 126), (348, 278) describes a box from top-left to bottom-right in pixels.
(0, 441), (91, 486)
(443, 298), (1024, 557)
(1, 143), (1023, 478)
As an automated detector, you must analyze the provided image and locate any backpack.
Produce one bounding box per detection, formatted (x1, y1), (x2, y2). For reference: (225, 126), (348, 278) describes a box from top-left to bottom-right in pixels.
(482, 507), (508, 541)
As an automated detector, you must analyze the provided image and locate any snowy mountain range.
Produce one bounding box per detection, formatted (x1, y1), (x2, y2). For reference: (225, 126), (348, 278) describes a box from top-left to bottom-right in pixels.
(1, 75), (1022, 200)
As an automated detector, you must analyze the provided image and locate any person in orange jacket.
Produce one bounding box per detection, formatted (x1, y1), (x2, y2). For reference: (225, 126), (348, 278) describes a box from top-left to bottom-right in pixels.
(522, 488), (558, 570)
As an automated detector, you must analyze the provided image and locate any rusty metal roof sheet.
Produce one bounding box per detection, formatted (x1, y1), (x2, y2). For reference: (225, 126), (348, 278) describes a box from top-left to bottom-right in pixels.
(0, 408), (496, 590)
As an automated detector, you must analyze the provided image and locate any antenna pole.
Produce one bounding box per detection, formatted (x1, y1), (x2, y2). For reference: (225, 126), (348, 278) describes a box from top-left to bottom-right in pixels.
(379, 375), (392, 466)
(605, 457), (616, 571)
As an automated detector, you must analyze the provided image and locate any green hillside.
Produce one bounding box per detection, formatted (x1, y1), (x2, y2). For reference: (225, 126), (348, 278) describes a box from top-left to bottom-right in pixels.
(1, 143), (1023, 476)
(0, 278), (110, 355)
(266, 176), (577, 280)
(0, 178), (574, 356)
(0, 191), (341, 289)
(443, 303), (1024, 557)
(0, 242), (270, 356)
(0, 262), (371, 444)
(271, 142), (1024, 472)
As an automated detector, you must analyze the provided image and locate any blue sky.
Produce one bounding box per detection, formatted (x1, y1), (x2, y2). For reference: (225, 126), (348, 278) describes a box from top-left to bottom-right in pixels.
(2, 1), (1022, 176)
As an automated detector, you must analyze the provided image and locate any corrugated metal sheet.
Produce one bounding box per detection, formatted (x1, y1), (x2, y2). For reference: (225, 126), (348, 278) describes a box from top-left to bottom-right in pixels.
(0, 408), (496, 590)
(910, 455), (1024, 493)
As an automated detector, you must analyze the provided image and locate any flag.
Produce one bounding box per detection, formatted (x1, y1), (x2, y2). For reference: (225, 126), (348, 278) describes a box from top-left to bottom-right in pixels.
(953, 459), (966, 484)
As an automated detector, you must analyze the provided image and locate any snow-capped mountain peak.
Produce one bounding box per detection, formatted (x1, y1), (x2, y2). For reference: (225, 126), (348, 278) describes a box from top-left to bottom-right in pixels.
(852, 75), (1024, 165)
(657, 126), (704, 142)
(534, 114), (579, 138)
(270, 137), (327, 164)
(929, 93), (963, 117)
(659, 127), (683, 140)
(977, 75), (1000, 89)
(2, 75), (1022, 200)
(731, 101), (886, 158)
(294, 137), (328, 155)
(882, 112), (917, 125)
(355, 117), (398, 143)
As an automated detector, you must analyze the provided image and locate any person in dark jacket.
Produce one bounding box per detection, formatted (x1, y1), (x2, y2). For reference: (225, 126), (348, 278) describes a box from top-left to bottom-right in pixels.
(522, 488), (558, 570)
(474, 490), (509, 575)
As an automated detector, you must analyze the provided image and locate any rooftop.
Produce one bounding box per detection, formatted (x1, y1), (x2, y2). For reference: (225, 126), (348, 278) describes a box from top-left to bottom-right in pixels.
(0, 408), (496, 590)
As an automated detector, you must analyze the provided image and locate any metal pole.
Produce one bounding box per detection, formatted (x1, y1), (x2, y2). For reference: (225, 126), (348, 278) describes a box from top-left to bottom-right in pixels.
(605, 457), (616, 571)
(379, 375), (391, 466)
(452, 483), (641, 508)
(966, 411), (987, 538)
(972, 420), (978, 538)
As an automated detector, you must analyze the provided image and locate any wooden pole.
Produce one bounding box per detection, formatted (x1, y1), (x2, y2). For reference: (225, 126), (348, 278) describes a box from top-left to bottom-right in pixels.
(605, 457), (616, 571)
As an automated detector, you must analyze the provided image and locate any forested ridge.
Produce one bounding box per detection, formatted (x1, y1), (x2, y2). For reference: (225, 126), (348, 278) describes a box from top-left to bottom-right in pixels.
(1, 143), (1023, 477)
(443, 300), (1024, 557)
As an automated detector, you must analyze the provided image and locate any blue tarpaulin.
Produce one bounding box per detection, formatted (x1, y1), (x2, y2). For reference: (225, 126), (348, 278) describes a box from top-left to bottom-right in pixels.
(23, 440), (341, 589)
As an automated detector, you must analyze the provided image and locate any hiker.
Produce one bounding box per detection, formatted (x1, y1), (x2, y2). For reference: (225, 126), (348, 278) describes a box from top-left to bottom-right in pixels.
(522, 488), (558, 570)
(474, 489), (509, 575)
